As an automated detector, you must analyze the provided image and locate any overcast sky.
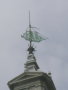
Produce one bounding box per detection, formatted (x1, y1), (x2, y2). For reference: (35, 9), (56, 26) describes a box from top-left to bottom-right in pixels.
(0, 0), (68, 90)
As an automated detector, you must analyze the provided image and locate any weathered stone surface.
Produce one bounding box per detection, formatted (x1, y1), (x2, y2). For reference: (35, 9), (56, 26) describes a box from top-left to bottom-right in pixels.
(8, 72), (56, 90)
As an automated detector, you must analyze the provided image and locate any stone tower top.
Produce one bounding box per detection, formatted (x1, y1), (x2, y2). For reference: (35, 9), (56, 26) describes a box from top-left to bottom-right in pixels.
(7, 12), (56, 90)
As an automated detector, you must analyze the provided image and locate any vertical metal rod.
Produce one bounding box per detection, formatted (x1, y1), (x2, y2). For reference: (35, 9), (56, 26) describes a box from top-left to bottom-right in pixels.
(29, 11), (32, 46)
(29, 11), (31, 28)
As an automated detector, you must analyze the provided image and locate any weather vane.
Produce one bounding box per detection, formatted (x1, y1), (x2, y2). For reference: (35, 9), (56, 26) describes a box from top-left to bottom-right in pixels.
(21, 12), (47, 54)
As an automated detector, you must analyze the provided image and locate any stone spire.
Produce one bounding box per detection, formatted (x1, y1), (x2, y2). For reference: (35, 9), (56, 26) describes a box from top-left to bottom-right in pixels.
(24, 53), (39, 72)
